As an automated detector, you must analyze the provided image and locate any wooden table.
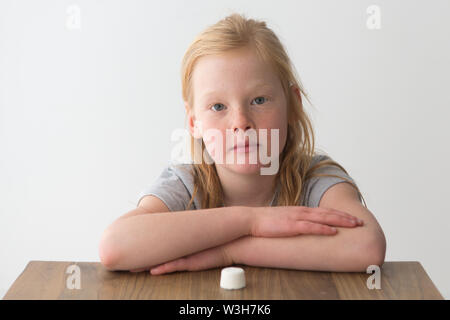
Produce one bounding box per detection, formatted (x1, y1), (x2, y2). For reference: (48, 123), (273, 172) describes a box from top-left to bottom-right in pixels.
(3, 260), (444, 300)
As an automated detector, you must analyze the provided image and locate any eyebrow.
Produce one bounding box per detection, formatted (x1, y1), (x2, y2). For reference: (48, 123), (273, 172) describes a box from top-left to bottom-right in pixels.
(200, 83), (273, 99)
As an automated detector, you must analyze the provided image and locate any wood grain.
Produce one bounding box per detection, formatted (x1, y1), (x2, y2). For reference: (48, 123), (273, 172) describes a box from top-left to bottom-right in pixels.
(3, 261), (443, 300)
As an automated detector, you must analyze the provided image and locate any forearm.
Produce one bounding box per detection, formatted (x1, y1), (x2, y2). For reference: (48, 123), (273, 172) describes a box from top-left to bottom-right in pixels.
(226, 225), (386, 272)
(102, 206), (251, 270)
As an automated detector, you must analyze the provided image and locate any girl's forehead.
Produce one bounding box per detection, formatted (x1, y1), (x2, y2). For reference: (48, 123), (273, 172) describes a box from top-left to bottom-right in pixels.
(194, 49), (269, 73)
(193, 57), (279, 90)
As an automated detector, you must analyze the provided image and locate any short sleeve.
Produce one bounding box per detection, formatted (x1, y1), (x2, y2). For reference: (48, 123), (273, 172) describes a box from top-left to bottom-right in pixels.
(301, 155), (362, 208)
(136, 166), (191, 212)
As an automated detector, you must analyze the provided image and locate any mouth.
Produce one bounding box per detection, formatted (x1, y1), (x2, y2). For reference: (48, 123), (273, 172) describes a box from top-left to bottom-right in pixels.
(231, 143), (259, 153)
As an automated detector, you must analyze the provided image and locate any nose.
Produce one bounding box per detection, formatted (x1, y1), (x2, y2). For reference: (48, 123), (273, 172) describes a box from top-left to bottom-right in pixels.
(231, 108), (254, 134)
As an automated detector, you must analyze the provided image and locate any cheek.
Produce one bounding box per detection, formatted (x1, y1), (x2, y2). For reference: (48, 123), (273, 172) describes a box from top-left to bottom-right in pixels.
(262, 115), (288, 155)
(264, 113), (285, 135)
(201, 126), (228, 160)
(275, 108), (288, 146)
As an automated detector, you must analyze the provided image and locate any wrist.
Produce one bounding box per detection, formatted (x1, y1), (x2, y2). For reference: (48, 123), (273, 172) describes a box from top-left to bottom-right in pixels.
(223, 234), (252, 265)
(231, 206), (255, 236)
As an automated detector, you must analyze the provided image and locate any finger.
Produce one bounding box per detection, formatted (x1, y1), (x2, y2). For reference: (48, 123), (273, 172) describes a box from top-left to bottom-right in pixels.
(150, 264), (167, 275)
(305, 211), (361, 228)
(295, 220), (338, 235)
(297, 205), (354, 219)
(294, 206), (355, 223)
(152, 257), (188, 275)
(317, 207), (364, 224)
(299, 207), (363, 227)
(311, 207), (357, 219)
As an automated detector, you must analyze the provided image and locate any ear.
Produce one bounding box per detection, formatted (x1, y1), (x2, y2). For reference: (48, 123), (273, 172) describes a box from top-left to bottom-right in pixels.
(185, 101), (202, 139)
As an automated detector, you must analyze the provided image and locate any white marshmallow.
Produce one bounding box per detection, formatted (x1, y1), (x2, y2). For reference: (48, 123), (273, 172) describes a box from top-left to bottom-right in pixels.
(220, 267), (246, 290)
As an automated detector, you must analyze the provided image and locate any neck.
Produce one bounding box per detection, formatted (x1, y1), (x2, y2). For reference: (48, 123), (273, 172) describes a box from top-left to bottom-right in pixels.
(215, 165), (278, 207)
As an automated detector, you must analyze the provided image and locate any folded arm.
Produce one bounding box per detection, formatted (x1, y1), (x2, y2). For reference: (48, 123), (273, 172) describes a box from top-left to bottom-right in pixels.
(226, 182), (386, 272)
(147, 182), (386, 275)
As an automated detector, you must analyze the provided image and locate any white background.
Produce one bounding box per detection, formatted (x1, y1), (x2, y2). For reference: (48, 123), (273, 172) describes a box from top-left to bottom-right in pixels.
(1, 0), (449, 299)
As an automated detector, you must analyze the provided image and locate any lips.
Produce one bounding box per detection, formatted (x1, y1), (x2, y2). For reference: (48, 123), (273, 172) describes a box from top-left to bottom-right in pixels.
(234, 142), (258, 149)
(230, 141), (259, 153)
(227, 136), (260, 152)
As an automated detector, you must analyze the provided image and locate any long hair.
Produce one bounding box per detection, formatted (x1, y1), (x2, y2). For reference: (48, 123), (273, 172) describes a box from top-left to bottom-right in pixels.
(180, 13), (367, 210)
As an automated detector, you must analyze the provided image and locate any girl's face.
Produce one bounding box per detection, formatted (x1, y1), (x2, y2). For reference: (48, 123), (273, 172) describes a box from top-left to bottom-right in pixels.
(187, 46), (288, 175)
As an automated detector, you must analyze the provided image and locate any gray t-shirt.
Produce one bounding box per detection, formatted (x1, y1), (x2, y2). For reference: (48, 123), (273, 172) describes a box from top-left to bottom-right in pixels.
(136, 154), (362, 211)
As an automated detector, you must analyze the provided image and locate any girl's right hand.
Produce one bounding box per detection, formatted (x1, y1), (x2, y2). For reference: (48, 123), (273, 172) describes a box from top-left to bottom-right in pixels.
(249, 206), (364, 237)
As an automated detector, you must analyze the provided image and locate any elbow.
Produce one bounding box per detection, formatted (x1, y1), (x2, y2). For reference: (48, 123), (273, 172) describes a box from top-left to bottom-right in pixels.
(359, 231), (387, 272)
(98, 228), (121, 271)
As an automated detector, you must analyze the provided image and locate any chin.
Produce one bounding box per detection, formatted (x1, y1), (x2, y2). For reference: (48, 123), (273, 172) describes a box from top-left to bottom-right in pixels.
(221, 162), (264, 175)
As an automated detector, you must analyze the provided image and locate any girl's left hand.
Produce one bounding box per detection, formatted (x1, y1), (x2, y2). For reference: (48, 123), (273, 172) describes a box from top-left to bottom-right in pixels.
(147, 245), (234, 275)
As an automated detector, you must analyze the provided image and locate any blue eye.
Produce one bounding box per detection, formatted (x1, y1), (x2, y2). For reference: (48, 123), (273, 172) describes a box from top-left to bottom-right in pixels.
(210, 97), (267, 112)
(252, 96), (267, 105)
(211, 103), (225, 112)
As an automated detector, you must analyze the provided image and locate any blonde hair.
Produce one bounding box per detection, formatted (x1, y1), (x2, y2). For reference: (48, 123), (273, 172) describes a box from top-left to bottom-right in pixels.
(180, 13), (367, 210)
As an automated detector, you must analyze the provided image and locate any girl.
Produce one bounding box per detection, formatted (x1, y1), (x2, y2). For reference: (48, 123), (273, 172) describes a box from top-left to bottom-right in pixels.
(99, 13), (386, 274)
